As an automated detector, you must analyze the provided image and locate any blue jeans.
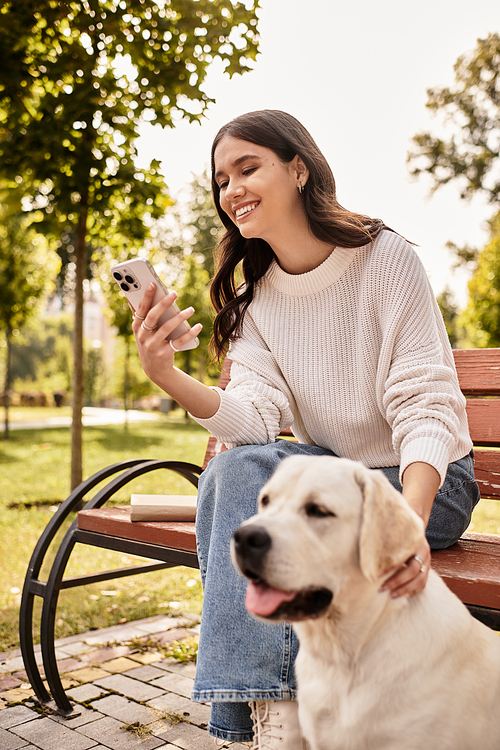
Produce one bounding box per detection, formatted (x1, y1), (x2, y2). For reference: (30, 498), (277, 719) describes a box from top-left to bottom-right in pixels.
(191, 441), (479, 742)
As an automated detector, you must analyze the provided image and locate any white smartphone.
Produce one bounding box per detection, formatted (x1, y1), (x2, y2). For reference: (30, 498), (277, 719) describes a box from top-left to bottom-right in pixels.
(111, 258), (199, 351)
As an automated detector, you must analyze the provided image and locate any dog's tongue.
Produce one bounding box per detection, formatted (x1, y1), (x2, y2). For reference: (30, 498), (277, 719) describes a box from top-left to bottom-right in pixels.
(245, 580), (296, 616)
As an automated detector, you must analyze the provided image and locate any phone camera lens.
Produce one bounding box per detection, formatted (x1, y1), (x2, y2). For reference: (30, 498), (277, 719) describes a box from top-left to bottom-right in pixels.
(124, 275), (134, 284)
(113, 272), (122, 281)
(120, 283), (130, 292)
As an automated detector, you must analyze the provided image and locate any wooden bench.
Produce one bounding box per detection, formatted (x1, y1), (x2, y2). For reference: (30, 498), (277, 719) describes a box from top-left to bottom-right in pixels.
(20, 350), (500, 716)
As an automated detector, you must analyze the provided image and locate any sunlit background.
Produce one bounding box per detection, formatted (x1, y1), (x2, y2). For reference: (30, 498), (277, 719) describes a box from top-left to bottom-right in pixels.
(136, 0), (499, 306)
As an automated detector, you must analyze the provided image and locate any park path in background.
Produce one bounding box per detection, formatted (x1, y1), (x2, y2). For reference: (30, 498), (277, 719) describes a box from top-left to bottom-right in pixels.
(0, 407), (164, 431)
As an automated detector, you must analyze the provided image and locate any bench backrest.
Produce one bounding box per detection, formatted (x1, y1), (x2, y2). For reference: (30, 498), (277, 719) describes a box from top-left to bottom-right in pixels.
(202, 349), (500, 501)
(454, 349), (500, 501)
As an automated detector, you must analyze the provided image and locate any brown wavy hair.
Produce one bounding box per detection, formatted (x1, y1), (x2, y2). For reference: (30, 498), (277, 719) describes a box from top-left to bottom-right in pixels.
(209, 110), (391, 359)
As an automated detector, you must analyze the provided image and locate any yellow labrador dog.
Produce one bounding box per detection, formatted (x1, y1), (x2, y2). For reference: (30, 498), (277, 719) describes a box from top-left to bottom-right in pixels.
(232, 456), (500, 750)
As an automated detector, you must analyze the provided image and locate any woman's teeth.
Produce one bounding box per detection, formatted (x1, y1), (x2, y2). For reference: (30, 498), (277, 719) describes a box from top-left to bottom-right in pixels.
(235, 204), (256, 218)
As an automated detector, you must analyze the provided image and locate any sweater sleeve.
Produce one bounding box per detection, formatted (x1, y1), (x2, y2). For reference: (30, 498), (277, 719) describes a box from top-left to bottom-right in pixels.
(191, 313), (295, 447)
(376, 236), (465, 485)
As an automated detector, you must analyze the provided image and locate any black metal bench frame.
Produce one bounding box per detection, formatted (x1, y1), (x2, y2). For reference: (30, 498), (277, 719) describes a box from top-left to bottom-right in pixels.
(19, 459), (201, 716)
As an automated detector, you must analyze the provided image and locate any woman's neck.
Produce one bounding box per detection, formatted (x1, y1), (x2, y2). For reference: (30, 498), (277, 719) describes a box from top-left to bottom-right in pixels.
(270, 231), (335, 275)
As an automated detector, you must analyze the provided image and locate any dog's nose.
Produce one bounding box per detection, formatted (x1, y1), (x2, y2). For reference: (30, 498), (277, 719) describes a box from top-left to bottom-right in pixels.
(233, 524), (271, 573)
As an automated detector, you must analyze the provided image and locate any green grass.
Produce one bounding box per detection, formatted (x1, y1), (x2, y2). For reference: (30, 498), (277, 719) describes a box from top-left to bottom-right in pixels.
(469, 499), (500, 535)
(0, 417), (208, 652)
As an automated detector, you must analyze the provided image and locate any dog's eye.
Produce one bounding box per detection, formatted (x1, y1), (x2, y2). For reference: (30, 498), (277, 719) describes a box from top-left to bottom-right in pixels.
(260, 494), (270, 508)
(305, 502), (336, 518)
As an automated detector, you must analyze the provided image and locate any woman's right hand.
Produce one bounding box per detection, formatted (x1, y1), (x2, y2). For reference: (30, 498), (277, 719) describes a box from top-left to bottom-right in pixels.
(131, 282), (202, 390)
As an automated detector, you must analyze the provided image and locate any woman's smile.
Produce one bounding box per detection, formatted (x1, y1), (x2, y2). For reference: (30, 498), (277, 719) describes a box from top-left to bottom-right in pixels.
(234, 202), (259, 221)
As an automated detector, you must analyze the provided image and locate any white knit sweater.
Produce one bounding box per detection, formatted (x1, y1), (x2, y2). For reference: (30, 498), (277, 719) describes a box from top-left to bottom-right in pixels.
(194, 230), (472, 485)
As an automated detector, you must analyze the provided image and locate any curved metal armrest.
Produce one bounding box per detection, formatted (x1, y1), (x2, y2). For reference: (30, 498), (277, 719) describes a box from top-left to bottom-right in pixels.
(20, 458), (203, 714)
(82, 459), (202, 511)
(26, 460), (150, 581)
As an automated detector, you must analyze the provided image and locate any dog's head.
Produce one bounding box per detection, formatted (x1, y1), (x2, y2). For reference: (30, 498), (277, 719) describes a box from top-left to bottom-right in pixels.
(231, 456), (425, 622)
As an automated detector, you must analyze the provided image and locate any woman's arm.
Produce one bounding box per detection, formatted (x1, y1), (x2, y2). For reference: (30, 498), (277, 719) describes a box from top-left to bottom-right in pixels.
(381, 461), (439, 598)
(133, 283), (294, 442)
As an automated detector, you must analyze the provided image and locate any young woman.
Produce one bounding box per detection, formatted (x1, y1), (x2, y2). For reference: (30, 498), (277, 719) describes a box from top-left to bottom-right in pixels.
(132, 110), (479, 748)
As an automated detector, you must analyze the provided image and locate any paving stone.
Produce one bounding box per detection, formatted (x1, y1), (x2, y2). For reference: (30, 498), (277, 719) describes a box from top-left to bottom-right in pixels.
(0, 705), (40, 728)
(98, 658), (139, 674)
(65, 667), (111, 684)
(61, 676), (82, 689)
(154, 629), (197, 647)
(127, 652), (163, 666)
(0, 727), (30, 750)
(149, 673), (194, 700)
(57, 657), (87, 674)
(0, 618), (235, 748)
(84, 626), (148, 645)
(134, 617), (183, 634)
(0, 676), (23, 692)
(80, 646), (132, 665)
(91, 694), (155, 725)
(93, 674), (165, 702)
(78, 716), (165, 749)
(11, 670), (30, 682)
(50, 705), (104, 728)
(55, 646), (82, 661)
(1, 686), (35, 701)
(154, 660), (196, 679)
(122, 665), (167, 682)
(157, 720), (221, 750)
(11, 716), (97, 749)
(67, 683), (108, 703)
(54, 642), (92, 658)
(147, 692), (210, 728)
(2, 656), (30, 673)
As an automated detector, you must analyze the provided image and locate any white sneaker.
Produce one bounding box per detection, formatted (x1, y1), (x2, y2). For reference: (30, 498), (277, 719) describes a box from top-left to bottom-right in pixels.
(249, 700), (306, 749)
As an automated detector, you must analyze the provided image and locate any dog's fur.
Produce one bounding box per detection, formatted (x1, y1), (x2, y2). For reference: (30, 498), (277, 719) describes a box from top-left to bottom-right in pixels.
(232, 456), (500, 750)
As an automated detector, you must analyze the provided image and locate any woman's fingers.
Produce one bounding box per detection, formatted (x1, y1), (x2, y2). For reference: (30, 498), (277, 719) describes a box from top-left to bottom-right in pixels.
(132, 282), (157, 332)
(133, 285), (180, 335)
(380, 539), (431, 599)
(169, 322), (203, 353)
(134, 287), (200, 347)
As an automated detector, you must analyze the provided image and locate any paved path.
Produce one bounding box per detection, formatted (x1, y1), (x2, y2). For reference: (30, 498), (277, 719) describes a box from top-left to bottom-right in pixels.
(0, 615), (250, 749)
(1, 407), (164, 431)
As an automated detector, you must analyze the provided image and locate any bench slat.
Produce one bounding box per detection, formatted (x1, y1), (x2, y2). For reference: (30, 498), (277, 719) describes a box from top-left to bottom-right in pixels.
(78, 507), (197, 553)
(432, 533), (500, 610)
(465, 400), (500, 446)
(473, 449), (500, 501)
(454, 348), (500, 396)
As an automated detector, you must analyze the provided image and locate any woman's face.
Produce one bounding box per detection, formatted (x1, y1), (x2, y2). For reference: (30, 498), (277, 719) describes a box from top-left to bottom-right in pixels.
(213, 136), (307, 247)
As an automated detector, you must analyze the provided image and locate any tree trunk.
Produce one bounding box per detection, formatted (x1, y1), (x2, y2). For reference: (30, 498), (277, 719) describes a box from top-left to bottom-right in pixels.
(70, 199), (88, 490)
(184, 351), (191, 421)
(124, 337), (130, 430)
(2, 324), (12, 440)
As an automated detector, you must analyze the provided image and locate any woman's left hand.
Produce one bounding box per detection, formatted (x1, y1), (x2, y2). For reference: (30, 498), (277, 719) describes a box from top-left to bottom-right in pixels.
(380, 538), (431, 599)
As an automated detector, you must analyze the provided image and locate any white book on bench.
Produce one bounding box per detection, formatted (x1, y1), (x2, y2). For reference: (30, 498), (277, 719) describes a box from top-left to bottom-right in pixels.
(130, 494), (197, 522)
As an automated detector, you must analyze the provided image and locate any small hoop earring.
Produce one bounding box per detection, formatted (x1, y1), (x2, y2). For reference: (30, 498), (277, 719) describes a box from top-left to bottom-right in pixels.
(298, 182), (303, 195)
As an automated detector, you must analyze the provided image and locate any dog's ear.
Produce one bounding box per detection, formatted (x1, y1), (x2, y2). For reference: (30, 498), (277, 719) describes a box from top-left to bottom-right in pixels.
(356, 466), (425, 584)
